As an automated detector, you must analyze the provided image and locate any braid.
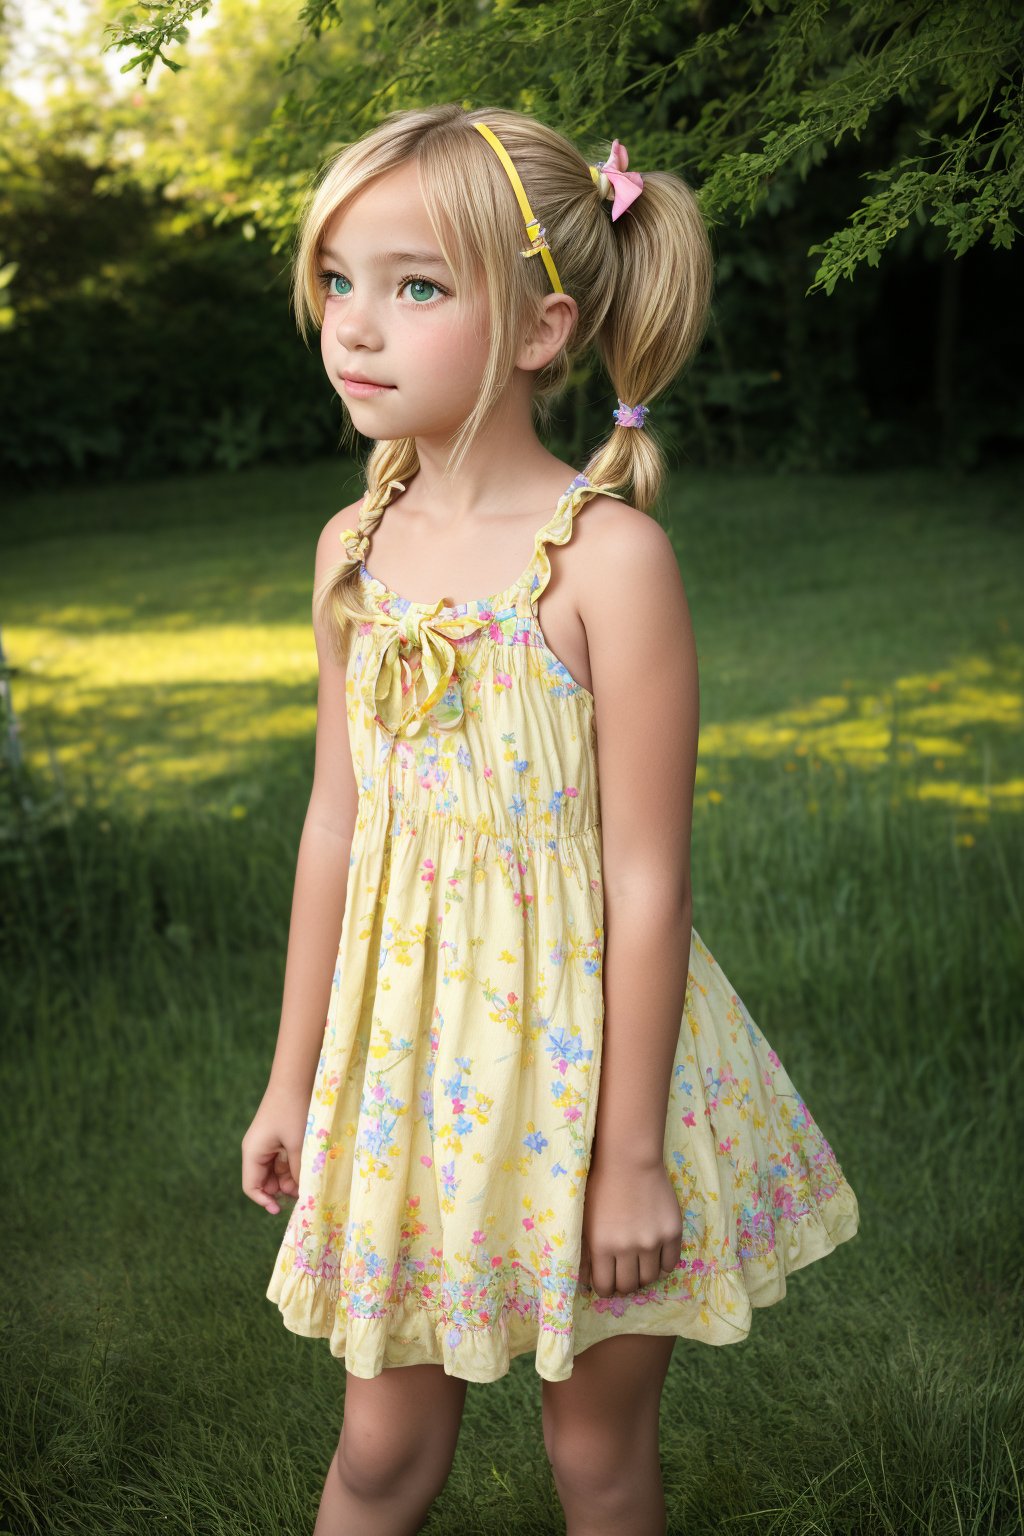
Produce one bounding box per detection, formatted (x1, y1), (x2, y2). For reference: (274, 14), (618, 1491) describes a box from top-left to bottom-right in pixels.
(316, 474), (413, 664)
(360, 479), (406, 547)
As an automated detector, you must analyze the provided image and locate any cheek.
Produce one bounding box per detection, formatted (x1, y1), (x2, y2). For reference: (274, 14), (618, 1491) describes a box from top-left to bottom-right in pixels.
(411, 313), (487, 378)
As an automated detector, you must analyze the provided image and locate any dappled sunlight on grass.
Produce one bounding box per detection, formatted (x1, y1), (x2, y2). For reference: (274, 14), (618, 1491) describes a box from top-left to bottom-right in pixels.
(10, 613), (1021, 819)
(917, 777), (1024, 808)
(4, 461), (1022, 820)
(15, 621), (316, 687)
(5, 464), (1024, 1536)
(11, 620), (318, 809)
(696, 648), (1022, 815)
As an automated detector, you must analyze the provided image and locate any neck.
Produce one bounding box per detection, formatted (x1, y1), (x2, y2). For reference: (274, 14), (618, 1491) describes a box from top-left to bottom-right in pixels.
(401, 376), (571, 523)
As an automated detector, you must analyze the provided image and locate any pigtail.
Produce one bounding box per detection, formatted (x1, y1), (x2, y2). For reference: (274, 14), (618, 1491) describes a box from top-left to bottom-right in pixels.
(313, 435), (421, 664)
(582, 162), (713, 514)
(298, 105), (714, 662)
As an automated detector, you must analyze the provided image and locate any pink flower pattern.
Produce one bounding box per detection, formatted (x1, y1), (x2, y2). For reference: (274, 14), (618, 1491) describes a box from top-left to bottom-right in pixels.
(266, 475), (860, 1382)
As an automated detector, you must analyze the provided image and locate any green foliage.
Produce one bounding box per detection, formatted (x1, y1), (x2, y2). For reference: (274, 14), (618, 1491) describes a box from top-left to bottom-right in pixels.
(0, 163), (337, 477)
(622, 2), (1024, 295)
(103, 0), (1024, 290)
(106, 0), (216, 84)
(4, 0), (1023, 479)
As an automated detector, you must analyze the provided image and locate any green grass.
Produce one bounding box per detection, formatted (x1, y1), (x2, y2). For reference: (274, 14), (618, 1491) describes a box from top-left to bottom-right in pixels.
(2, 458), (1022, 1534)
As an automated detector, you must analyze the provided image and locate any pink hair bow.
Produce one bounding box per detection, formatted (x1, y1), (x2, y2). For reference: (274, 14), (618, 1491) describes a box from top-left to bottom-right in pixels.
(596, 139), (644, 222)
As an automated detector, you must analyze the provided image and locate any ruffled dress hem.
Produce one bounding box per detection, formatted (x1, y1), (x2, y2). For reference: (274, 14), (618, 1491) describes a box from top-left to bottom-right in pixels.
(266, 1176), (859, 1383)
(267, 471), (863, 1386)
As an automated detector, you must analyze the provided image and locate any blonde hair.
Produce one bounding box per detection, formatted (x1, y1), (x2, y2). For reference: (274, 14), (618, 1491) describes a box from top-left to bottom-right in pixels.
(296, 103), (713, 657)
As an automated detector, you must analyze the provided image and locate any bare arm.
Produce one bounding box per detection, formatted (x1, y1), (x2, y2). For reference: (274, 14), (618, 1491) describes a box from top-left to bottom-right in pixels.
(266, 509), (362, 1094)
(573, 499), (699, 1293)
(585, 506), (698, 1167)
(241, 505), (362, 1212)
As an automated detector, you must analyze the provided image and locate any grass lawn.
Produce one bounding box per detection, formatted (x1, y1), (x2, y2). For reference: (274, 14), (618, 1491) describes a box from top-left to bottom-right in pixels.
(2, 457), (1022, 1534)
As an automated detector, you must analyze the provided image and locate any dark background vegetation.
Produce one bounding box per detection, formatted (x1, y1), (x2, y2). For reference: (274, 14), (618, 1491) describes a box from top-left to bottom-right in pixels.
(2, 0), (1022, 485)
(2, 3), (1023, 1533)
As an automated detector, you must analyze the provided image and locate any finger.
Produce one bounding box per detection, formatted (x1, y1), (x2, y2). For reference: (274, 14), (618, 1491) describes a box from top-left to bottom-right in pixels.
(661, 1235), (682, 1276)
(242, 1180), (282, 1215)
(590, 1252), (615, 1299)
(615, 1253), (640, 1297)
(242, 1151), (290, 1213)
(243, 1147), (282, 1188)
(267, 1164), (299, 1203)
(637, 1247), (664, 1289)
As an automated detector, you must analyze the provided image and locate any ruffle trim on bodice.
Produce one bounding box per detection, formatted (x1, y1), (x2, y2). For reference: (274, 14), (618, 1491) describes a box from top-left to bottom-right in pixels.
(337, 472), (628, 621)
(333, 472), (628, 738)
(526, 473), (627, 614)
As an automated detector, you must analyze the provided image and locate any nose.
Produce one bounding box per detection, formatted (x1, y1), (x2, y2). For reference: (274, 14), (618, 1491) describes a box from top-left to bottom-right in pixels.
(332, 296), (383, 350)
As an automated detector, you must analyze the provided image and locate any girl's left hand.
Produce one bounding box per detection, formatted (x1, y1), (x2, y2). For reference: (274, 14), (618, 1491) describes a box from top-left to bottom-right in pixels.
(578, 1155), (683, 1298)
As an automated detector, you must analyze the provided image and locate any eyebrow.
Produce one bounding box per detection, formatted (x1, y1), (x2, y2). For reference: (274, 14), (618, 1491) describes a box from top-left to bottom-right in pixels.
(319, 247), (452, 269)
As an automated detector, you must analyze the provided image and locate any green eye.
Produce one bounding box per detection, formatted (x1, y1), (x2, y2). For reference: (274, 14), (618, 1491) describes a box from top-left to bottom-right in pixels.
(317, 269), (449, 307)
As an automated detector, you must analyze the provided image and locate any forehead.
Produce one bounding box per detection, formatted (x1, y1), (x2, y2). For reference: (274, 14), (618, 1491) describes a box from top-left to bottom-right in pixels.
(322, 161), (439, 254)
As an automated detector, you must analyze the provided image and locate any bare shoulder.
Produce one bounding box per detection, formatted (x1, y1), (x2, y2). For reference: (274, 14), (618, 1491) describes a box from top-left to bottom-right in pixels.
(574, 493), (699, 801)
(572, 493), (686, 611)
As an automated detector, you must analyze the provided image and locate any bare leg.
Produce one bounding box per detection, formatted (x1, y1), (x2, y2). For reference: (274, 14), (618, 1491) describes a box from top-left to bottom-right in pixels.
(313, 1361), (469, 1536)
(541, 1333), (676, 1536)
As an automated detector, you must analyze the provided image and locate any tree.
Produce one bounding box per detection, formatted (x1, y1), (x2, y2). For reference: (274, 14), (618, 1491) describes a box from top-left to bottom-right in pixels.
(104, 0), (1024, 291)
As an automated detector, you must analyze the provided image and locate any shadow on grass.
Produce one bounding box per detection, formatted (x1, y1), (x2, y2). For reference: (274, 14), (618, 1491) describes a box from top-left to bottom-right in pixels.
(2, 462), (1022, 1532)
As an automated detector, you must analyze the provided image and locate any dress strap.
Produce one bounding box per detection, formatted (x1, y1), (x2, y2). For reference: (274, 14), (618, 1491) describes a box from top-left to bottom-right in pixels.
(526, 473), (627, 610)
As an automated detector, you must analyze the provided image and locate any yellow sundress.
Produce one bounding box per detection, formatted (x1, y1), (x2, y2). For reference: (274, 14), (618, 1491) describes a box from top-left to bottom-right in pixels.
(266, 472), (860, 1383)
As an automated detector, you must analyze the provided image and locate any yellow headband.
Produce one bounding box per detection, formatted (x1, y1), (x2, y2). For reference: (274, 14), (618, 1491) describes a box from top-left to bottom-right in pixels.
(473, 121), (567, 294)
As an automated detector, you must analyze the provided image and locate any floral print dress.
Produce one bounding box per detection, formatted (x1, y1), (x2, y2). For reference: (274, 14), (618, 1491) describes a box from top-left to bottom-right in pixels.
(265, 472), (860, 1383)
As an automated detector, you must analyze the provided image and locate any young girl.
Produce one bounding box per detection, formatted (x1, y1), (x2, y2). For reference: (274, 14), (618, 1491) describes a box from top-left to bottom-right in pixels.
(242, 103), (860, 1535)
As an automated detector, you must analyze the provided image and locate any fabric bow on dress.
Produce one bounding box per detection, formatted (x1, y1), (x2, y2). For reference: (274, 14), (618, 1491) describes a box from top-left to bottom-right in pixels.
(340, 519), (490, 738)
(365, 601), (489, 738)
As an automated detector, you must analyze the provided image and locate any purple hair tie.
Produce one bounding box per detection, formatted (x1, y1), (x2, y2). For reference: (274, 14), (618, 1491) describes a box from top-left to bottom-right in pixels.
(613, 400), (649, 428)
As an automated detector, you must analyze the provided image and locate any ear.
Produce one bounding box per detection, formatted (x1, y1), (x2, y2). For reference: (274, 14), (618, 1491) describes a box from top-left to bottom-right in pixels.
(517, 290), (579, 374)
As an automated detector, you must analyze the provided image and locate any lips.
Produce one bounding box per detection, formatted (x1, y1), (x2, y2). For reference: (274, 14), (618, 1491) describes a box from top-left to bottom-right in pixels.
(342, 373), (393, 387)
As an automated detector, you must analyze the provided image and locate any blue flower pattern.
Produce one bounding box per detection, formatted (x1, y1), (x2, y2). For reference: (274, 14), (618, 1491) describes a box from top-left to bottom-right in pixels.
(266, 474), (860, 1382)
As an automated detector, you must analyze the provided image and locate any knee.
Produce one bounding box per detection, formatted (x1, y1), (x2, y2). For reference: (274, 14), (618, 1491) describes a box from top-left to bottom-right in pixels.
(334, 1426), (453, 1506)
(544, 1418), (630, 1506)
(334, 1433), (397, 1504)
(544, 1407), (662, 1510)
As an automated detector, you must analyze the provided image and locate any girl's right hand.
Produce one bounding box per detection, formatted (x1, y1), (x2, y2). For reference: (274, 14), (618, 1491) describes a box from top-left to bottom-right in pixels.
(241, 1083), (308, 1215)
